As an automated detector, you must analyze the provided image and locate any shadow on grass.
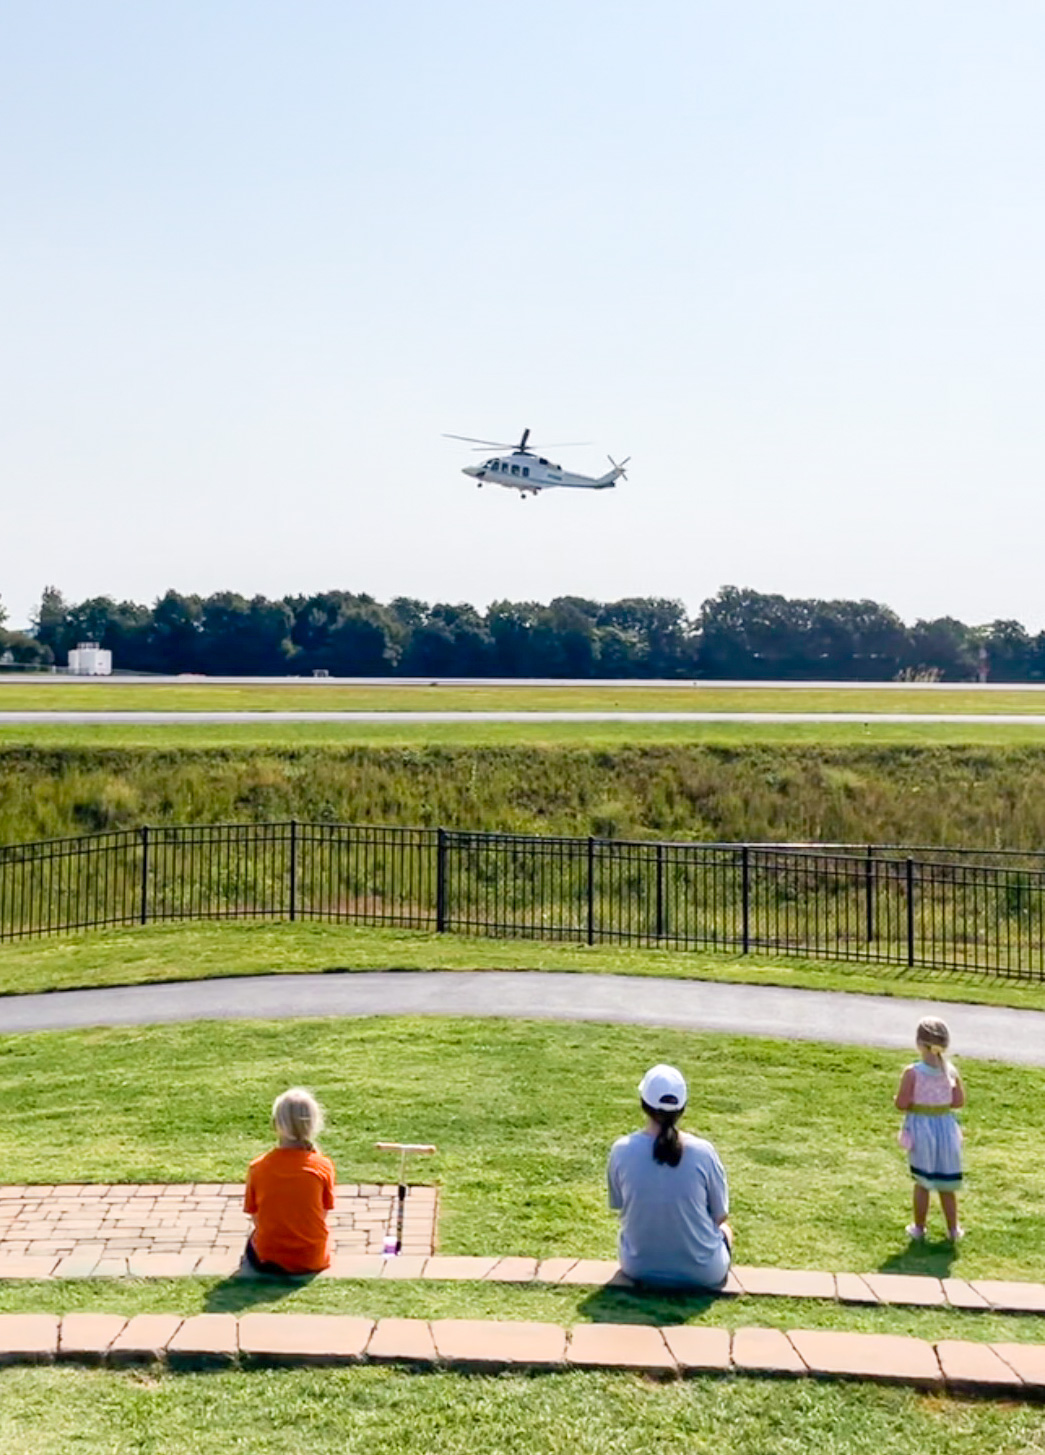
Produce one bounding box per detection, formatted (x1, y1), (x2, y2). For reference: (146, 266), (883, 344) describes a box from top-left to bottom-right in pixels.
(577, 1283), (720, 1326)
(204, 1270), (318, 1313)
(877, 1237), (958, 1278)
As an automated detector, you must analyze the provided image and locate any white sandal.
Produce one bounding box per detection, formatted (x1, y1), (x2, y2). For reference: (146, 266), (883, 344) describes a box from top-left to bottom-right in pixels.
(905, 1224), (925, 1240)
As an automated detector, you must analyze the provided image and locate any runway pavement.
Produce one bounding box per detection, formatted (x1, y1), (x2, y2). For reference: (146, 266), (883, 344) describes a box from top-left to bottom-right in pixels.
(2, 970), (1043, 1064)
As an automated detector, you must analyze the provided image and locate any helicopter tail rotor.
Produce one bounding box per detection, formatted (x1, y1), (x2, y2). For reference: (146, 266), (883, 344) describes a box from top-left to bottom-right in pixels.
(607, 454), (630, 479)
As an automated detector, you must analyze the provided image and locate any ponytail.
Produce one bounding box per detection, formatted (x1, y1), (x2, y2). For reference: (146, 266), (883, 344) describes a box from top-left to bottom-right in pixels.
(642, 1099), (683, 1168)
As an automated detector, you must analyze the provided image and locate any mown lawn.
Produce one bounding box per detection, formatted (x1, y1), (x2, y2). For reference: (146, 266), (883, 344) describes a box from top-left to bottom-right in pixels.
(7, 719), (1045, 749)
(0, 1365), (1043, 1454)
(3, 920), (1045, 1010)
(1, 1016), (1043, 1282)
(7, 681), (1045, 713)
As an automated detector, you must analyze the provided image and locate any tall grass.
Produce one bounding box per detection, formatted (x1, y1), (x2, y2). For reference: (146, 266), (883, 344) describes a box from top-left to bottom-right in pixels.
(6, 742), (1045, 848)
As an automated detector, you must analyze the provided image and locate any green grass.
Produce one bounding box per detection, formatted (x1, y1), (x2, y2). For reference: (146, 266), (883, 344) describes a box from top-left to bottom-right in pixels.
(1, 1366), (1041, 1455)
(7, 681), (1045, 713)
(16, 919), (1045, 1008)
(8, 719), (1045, 750)
(4, 920), (1045, 1010)
(9, 737), (1045, 848)
(2, 1017), (1043, 1282)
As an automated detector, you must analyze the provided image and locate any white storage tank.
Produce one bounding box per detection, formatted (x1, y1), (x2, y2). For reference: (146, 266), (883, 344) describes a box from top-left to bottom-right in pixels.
(67, 642), (113, 675)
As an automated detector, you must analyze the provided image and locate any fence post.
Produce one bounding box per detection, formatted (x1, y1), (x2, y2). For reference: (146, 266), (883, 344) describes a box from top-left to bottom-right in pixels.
(865, 845), (875, 944)
(906, 857), (916, 967)
(586, 837), (596, 946)
(139, 825), (149, 926)
(436, 828), (447, 933)
(289, 820), (297, 922)
(655, 842), (665, 940)
(741, 845), (750, 954)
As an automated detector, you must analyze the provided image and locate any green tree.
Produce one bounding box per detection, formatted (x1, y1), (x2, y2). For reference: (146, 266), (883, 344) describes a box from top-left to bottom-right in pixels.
(905, 617), (978, 681)
(32, 586), (72, 657)
(149, 591), (205, 673)
(979, 620), (1035, 682)
(199, 594), (294, 675)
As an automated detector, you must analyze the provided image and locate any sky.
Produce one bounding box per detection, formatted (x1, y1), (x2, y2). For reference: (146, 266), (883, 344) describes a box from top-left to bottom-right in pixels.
(2, 2), (1044, 631)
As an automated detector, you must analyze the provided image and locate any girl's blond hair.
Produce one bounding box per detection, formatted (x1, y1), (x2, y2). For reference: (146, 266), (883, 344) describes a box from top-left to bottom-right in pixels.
(916, 1017), (951, 1054)
(272, 1087), (324, 1148)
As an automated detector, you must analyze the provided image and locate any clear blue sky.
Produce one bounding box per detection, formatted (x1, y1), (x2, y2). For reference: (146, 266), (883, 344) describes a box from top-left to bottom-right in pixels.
(3, 2), (1043, 630)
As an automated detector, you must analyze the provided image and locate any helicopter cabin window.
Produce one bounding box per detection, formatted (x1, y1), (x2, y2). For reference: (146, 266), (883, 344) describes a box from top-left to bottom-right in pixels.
(522, 466), (530, 477)
(511, 464), (520, 476)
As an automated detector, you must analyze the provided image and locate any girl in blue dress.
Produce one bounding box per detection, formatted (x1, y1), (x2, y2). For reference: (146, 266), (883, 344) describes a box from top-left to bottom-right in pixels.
(894, 1017), (965, 1241)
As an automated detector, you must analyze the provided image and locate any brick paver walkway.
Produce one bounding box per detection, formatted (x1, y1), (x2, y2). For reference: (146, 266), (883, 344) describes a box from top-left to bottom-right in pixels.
(1, 1185), (1044, 1320)
(0, 1312), (1042, 1394)
(0, 1183), (437, 1276)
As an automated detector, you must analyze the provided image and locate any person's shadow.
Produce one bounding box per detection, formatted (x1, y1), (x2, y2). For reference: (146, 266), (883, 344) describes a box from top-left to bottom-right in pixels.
(876, 1238), (958, 1278)
(204, 1268), (319, 1314)
(578, 1281), (720, 1326)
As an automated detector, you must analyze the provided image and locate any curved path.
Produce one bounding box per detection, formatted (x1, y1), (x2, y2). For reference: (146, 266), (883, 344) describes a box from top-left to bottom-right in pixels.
(2, 971), (1044, 1064)
(5, 710), (1045, 725)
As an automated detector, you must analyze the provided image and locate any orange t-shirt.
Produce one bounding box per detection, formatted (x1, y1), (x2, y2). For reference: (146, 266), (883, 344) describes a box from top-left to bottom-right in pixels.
(244, 1146), (336, 1272)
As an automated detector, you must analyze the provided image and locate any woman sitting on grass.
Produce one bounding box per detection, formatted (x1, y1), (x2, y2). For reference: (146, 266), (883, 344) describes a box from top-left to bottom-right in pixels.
(608, 1063), (733, 1289)
(244, 1087), (335, 1275)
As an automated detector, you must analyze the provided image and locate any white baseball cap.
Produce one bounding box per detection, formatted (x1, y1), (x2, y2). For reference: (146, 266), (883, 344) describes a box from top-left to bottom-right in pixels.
(638, 1064), (687, 1111)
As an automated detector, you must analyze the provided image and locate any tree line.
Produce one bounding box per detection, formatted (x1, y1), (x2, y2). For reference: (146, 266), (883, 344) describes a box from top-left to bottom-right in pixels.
(2, 584), (1043, 680)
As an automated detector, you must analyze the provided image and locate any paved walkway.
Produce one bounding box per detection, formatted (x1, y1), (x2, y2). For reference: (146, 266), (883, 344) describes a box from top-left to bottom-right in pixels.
(0, 1311), (1041, 1394)
(0, 1183), (437, 1276)
(3, 971), (1045, 1063)
(1, 1181), (1044, 1319)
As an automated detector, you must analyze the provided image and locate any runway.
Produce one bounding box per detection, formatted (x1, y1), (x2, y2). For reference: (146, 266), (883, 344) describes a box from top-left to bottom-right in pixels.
(2, 710), (1045, 725)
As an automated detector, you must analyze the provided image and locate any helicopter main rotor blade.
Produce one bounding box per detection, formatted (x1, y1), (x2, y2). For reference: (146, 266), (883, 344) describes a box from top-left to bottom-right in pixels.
(443, 433), (518, 448)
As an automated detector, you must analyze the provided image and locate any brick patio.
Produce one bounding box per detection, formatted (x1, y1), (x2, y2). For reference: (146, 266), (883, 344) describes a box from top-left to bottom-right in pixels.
(0, 1183), (438, 1275)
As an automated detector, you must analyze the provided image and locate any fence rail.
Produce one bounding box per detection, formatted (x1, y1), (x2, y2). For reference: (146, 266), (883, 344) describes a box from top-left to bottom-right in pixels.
(1, 823), (1044, 979)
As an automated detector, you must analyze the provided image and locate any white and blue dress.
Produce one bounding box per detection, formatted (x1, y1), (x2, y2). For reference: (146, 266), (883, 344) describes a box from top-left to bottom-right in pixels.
(899, 1060), (963, 1192)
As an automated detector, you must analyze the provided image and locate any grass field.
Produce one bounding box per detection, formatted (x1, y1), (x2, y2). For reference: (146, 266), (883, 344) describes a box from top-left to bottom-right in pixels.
(8, 719), (1045, 751)
(3, 1366), (1042, 1455)
(2, 1015), (1043, 1281)
(8, 681), (1045, 714)
(4, 920), (1045, 1009)
(8, 736), (1045, 849)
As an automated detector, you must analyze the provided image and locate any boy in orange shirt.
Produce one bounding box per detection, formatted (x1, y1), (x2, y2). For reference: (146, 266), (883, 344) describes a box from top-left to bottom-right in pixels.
(244, 1088), (335, 1274)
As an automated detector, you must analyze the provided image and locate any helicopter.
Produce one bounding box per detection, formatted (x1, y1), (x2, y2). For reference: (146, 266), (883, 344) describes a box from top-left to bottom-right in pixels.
(445, 428), (629, 498)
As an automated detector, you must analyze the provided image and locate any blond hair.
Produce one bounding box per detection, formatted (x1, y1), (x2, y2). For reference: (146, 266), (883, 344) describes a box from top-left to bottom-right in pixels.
(272, 1087), (324, 1148)
(916, 1017), (951, 1054)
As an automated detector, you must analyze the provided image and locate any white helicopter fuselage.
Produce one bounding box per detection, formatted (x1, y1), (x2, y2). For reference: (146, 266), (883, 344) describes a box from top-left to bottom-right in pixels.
(463, 452), (621, 496)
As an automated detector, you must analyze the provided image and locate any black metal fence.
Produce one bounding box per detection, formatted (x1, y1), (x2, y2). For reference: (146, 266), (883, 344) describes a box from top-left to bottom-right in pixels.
(1, 822), (1044, 979)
